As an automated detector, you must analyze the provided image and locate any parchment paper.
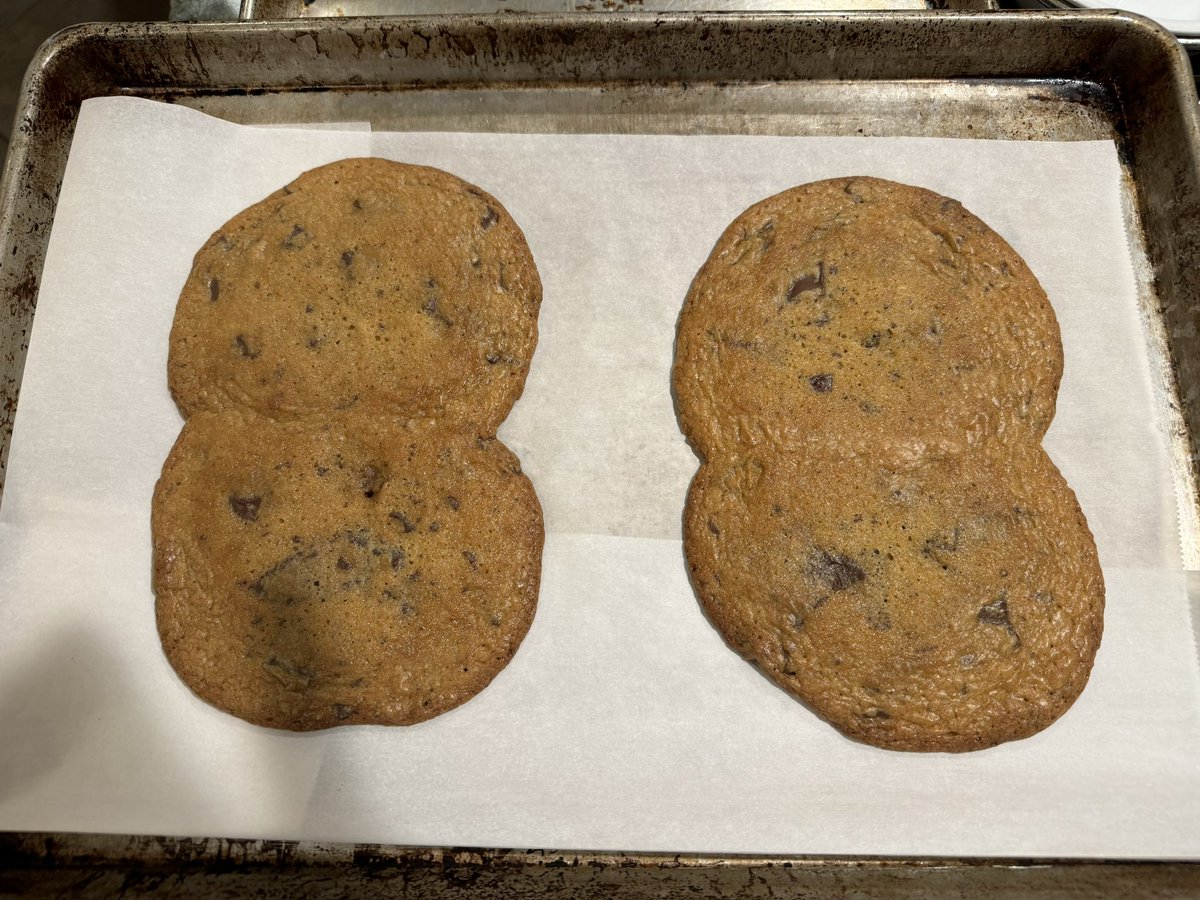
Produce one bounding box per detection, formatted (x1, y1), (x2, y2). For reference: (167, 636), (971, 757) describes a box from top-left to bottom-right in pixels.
(1, 96), (1197, 857)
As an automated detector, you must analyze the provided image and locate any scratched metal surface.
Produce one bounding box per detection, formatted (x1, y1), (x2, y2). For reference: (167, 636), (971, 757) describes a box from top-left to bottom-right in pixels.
(3, 833), (1200, 897)
(0, 11), (1198, 892)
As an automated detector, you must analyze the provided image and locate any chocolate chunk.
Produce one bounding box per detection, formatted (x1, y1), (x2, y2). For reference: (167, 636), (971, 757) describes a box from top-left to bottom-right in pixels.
(208, 277), (220, 302)
(707, 518), (720, 536)
(978, 596), (1022, 647)
(229, 494), (262, 522)
(808, 549), (865, 592)
(332, 703), (355, 721)
(422, 294), (453, 327)
(862, 332), (881, 349)
(360, 464), (386, 499)
(263, 656), (316, 689)
(481, 206), (499, 230)
(281, 224), (311, 251)
(249, 530), (405, 607)
(922, 527), (961, 568)
(389, 511), (416, 533)
(809, 373), (833, 393)
(446, 495), (461, 511)
(463, 550), (478, 570)
(234, 334), (260, 360)
(977, 597), (1009, 627)
(787, 262), (825, 301)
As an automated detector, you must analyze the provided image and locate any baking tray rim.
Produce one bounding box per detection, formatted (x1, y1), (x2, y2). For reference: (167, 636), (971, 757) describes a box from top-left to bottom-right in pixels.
(1, 8), (1199, 885)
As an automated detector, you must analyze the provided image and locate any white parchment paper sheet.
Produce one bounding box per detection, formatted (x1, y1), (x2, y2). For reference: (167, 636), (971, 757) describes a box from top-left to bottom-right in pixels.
(1, 96), (1197, 857)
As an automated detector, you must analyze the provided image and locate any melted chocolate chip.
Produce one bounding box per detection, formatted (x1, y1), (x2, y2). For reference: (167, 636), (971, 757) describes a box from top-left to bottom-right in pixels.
(787, 262), (825, 301)
(333, 704), (355, 721)
(360, 465), (386, 499)
(340, 250), (355, 268)
(281, 224), (311, 251)
(809, 549), (865, 592)
(463, 550), (478, 570)
(978, 597), (1009, 626)
(446, 496), (461, 511)
(208, 277), (220, 302)
(922, 527), (961, 568)
(263, 657), (316, 689)
(422, 293), (453, 327)
(234, 334), (260, 360)
(809, 373), (833, 393)
(480, 206), (499, 230)
(389, 511), (416, 533)
(978, 596), (1022, 647)
(707, 519), (721, 536)
(229, 494), (262, 522)
(248, 531), (405, 606)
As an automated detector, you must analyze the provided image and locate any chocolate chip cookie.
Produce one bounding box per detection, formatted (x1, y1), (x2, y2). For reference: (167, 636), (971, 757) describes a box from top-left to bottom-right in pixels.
(155, 158), (543, 730)
(675, 177), (1104, 751)
(674, 176), (1062, 464)
(169, 157), (541, 434)
(154, 412), (542, 730)
(684, 447), (1102, 751)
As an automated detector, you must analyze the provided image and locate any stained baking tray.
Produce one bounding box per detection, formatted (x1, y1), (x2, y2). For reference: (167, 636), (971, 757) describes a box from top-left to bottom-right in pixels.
(2, 10), (1200, 896)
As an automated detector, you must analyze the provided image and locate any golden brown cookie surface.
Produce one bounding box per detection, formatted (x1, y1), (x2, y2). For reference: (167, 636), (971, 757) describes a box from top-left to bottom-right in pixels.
(675, 177), (1103, 751)
(155, 158), (543, 730)
(154, 412), (542, 731)
(674, 176), (1062, 464)
(684, 448), (1102, 752)
(169, 158), (541, 434)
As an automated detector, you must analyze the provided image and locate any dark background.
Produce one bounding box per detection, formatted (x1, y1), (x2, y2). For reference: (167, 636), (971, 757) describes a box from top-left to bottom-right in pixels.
(0, 0), (164, 170)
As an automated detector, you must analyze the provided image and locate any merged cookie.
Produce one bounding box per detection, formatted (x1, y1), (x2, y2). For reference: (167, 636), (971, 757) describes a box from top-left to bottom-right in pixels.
(154, 158), (543, 730)
(674, 177), (1104, 751)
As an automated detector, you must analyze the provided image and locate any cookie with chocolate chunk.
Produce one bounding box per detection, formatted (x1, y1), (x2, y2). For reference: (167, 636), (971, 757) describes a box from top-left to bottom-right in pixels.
(153, 410), (542, 730)
(674, 176), (1062, 463)
(674, 177), (1103, 751)
(156, 158), (543, 730)
(169, 157), (541, 433)
(684, 448), (1103, 752)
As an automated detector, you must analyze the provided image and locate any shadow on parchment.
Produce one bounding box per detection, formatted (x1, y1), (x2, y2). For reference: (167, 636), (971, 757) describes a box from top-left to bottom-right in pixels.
(0, 626), (222, 820)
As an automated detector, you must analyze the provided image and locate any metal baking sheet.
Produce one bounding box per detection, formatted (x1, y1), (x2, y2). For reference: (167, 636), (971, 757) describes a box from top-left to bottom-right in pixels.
(1, 10), (1199, 894)
(239, 0), (996, 15)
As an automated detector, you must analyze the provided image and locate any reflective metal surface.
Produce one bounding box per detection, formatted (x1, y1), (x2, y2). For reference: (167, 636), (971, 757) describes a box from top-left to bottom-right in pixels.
(0, 10), (1197, 890)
